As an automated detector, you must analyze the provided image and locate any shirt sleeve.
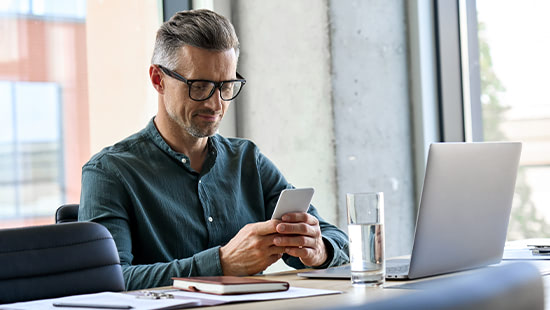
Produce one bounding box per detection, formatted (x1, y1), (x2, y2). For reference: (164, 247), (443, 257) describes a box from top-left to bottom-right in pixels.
(256, 151), (350, 269)
(79, 162), (224, 291)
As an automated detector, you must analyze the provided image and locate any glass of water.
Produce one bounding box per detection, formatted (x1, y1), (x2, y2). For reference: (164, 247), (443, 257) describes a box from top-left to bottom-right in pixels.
(346, 192), (385, 287)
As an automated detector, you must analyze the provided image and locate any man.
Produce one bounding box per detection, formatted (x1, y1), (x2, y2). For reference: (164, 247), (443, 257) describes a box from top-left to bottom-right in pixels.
(79, 9), (349, 291)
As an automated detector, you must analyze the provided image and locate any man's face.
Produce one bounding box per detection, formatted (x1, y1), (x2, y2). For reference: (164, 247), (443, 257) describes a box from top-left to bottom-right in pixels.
(162, 45), (238, 138)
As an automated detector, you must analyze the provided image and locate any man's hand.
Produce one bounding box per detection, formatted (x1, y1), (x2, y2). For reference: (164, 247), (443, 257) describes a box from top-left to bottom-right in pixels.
(219, 221), (285, 276)
(273, 212), (328, 267)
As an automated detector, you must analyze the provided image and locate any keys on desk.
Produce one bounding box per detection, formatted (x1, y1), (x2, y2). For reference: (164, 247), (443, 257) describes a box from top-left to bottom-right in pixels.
(136, 291), (174, 299)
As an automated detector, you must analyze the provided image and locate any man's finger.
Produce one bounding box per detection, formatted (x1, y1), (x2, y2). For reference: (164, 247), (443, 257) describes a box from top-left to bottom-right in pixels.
(267, 244), (287, 255)
(249, 220), (280, 235)
(276, 222), (320, 237)
(273, 235), (315, 248)
(281, 212), (319, 225)
(284, 246), (313, 259)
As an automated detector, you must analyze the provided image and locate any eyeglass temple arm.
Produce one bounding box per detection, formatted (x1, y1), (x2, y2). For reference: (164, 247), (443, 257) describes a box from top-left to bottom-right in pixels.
(236, 72), (246, 82)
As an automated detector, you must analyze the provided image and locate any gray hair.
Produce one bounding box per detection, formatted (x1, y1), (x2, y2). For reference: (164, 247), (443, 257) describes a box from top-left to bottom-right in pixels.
(151, 9), (240, 70)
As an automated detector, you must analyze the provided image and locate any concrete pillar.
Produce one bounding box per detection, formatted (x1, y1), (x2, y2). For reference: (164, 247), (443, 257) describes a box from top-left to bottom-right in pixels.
(329, 0), (415, 256)
(232, 0), (338, 225)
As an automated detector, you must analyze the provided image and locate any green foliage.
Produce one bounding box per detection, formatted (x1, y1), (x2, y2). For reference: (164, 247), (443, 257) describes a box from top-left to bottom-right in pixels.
(478, 22), (508, 141)
(478, 22), (550, 239)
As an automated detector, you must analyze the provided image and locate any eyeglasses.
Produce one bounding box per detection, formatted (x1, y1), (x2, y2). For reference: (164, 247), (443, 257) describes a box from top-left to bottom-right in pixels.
(157, 65), (246, 101)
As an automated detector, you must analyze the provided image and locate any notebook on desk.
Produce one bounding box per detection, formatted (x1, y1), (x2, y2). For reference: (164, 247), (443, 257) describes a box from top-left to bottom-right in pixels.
(298, 142), (522, 280)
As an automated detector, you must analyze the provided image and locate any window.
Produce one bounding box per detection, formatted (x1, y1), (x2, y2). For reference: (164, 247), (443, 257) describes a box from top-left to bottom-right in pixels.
(0, 0), (89, 227)
(477, 1), (550, 239)
(0, 81), (63, 218)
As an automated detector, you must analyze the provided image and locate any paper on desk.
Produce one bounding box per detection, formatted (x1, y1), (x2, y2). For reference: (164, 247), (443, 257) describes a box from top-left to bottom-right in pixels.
(1, 287), (341, 310)
(0, 291), (200, 310)
(164, 286), (342, 306)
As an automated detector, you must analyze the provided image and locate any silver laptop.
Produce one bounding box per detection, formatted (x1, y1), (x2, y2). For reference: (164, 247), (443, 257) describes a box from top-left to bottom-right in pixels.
(298, 142), (522, 280)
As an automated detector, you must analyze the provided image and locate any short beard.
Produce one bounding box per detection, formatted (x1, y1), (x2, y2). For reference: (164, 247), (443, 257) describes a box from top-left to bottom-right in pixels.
(184, 121), (220, 138)
(166, 107), (221, 138)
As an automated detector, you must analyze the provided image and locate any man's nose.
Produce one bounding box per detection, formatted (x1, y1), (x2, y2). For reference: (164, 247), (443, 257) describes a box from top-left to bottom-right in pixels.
(203, 87), (223, 110)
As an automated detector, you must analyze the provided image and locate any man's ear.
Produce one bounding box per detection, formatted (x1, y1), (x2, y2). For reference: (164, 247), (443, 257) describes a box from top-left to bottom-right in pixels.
(149, 65), (164, 94)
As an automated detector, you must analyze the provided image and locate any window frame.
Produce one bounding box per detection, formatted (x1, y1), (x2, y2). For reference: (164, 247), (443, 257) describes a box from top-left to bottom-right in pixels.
(433, 0), (483, 143)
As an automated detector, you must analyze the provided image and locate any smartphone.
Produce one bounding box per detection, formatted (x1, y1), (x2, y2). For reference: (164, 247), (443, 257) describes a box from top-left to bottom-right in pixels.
(271, 188), (315, 220)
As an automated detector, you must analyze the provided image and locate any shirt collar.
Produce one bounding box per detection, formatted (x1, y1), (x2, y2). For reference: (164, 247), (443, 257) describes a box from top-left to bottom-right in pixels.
(145, 117), (219, 174)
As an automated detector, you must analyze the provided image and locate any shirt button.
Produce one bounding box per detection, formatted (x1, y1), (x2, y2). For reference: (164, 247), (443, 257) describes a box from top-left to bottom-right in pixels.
(181, 158), (187, 164)
(198, 180), (202, 184)
(208, 216), (213, 222)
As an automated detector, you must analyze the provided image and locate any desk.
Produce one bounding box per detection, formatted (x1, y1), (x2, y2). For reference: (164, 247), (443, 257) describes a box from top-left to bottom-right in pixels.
(201, 270), (424, 310)
(194, 265), (550, 310)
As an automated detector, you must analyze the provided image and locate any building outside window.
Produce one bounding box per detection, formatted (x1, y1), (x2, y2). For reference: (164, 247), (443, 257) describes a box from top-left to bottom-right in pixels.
(0, 0), (89, 227)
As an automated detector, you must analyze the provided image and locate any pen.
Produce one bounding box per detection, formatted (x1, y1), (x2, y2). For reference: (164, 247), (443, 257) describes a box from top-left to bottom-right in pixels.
(52, 302), (133, 309)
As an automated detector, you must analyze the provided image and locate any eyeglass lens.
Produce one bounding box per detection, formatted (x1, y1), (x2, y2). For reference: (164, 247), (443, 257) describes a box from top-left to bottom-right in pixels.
(189, 81), (243, 101)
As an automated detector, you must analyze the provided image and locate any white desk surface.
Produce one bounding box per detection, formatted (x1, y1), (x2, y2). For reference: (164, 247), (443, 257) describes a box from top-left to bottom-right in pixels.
(205, 270), (410, 310)
(205, 261), (550, 310)
(156, 239), (550, 310)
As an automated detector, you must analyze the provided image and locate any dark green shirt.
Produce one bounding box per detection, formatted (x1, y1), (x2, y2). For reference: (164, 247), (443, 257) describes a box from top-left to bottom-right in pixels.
(79, 118), (349, 290)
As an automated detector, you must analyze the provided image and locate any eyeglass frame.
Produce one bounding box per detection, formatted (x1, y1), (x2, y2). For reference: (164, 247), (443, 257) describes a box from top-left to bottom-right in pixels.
(156, 64), (246, 102)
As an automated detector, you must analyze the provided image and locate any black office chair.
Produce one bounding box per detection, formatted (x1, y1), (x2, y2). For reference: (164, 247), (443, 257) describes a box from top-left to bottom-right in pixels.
(325, 262), (544, 310)
(0, 222), (125, 304)
(55, 203), (79, 223)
